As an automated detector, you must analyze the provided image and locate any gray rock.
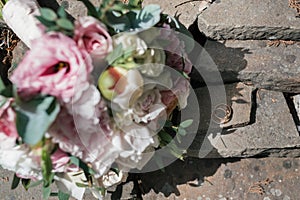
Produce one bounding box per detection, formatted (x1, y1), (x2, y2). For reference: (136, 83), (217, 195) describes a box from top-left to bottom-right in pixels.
(207, 90), (300, 157)
(144, 0), (205, 28)
(202, 40), (300, 93)
(37, 0), (101, 19)
(198, 0), (300, 40)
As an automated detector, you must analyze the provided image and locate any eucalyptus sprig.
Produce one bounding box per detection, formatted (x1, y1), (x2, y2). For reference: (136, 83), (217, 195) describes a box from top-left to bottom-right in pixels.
(36, 7), (74, 37)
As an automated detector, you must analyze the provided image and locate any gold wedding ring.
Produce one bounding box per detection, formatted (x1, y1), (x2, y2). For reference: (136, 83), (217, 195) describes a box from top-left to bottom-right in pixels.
(211, 104), (233, 124)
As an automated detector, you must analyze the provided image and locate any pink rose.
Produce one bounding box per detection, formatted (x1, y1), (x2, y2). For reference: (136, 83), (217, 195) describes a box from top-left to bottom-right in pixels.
(74, 16), (112, 64)
(10, 33), (93, 103)
(0, 98), (18, 140)
(160, 24), (193, 75)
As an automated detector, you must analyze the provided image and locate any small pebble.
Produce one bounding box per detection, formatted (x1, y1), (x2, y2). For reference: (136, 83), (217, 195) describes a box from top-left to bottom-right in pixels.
(270, 188), (276, 196)
(274, 189), (282, 197)
(263, 197), (271, 200)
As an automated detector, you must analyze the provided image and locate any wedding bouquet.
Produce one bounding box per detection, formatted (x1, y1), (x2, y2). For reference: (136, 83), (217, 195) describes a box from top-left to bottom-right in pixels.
(0, 0), (194, 199)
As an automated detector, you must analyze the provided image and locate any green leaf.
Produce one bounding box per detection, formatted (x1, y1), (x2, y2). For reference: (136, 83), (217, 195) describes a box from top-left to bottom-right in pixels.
(15, 96), (60, 145)
(36, 16), (56, 27)
(56, 18), (74, 30)
(0, 77), (5, 93)
(180, 119), (193, 128)
(57, 6), (67, 18)
(178, 127), (187, 136)
(0, 77), (13, 97)
(77, 0), (99, 18)
(58, 190), (70, 200)
(43, 186), (51, 200)
(128, 0), (143, 8)
(28, 180), (43, 188)
(158, 131), (173, 144)
(75, 182), (89, 188)
(11, 174), (20, 190)
(70, 156), (95, 175)
(135, 4), (161, 29)
(21, 179), (31, 191)
(42, 147), (54, 187)
(40, 8), (57, 21)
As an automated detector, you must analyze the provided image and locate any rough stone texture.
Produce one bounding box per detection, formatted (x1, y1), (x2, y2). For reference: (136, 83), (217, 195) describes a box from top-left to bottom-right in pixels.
(37, 0), (101, 19)
(207, 90), (300, 157)
(202, 40), (300, 93)
(198, 0), (300, 40)
(144, 0), (204, 28)
(141, 157), (300, 200)
(293, 94), (300, 132)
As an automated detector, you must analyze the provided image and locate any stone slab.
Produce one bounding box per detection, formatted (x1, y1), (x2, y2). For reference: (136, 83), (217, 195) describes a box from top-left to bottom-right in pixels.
(198, 0), (300, 40)
(37, 0), (101, 19)
(141, 157), (300, 200)
(207, 90), (300, 157)
(202, 40), (300, 93)
(293, 94), (300, 132)
(144, 0), (205, 28)
(4, 157), (300, 200)
(195, 82), (254, 131)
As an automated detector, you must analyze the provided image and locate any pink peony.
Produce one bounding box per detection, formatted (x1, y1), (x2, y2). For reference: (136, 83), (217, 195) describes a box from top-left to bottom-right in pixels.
(10, 33), (93, 103)
(74, 16), (112, 64)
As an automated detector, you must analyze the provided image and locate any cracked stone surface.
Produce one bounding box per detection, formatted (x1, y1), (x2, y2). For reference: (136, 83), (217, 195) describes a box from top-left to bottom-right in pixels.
(198, 0), (300, 40)
(208, 90), (300, 157)
(144, 0), (204, 28)
(203, 40), (300, 93)
(141, 157), (300, 200)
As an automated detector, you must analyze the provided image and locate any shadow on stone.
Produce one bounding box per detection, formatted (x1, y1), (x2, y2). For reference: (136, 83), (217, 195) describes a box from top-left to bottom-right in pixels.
(131, 158), (240, 198)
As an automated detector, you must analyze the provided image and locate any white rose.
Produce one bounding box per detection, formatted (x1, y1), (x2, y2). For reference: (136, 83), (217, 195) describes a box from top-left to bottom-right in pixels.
(113, 33), (147, 55)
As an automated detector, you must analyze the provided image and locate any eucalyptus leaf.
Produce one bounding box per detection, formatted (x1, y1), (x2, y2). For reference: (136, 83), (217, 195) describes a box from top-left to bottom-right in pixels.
(40, 8), (57, 21)
(15, 96), (60, 145)
(178, 127), (187, 136)
(57, 6), (67, 18)
(56, 18), (74, 30)
(135, 4), (160, 29)
(105, 11), (132, 32)
(36, 16), (56, 27)
(180, 119), (193, 128)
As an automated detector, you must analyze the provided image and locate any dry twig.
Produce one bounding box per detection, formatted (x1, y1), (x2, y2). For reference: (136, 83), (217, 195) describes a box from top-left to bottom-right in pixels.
(267, 40), (297, 47)
(289, 0), (300, 16)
